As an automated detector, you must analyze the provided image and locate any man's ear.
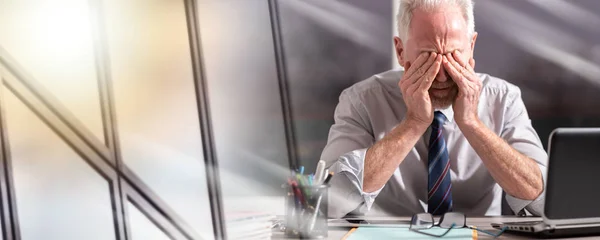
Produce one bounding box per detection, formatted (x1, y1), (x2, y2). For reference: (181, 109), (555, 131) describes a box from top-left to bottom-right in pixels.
(470, 32), (478, 55)
(469, 32), (478, 69)
(394, 36), (406, 68)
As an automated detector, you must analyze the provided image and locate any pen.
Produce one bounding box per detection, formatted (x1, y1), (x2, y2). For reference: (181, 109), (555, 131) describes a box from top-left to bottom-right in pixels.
(314, 160), (326, 184)
(321, 168), (329, 184)
(323, 171), (334, 185)
(291, 181), (306, 208)
(295, 174), (309, 198)
(298, 166), (305, 175)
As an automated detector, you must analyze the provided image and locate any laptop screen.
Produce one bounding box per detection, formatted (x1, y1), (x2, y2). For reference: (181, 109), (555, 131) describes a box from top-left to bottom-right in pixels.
(545, 129), (600, 220)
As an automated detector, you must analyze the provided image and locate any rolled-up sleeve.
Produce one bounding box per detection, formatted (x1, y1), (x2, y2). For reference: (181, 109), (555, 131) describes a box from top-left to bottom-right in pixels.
(320, 90), (382, 218)
(500, 88), (548, 216)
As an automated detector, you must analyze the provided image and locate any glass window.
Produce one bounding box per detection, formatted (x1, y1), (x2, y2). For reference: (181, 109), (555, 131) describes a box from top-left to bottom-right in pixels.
(197, 0), (290, 197)
(4, 88), (115, 240)
(102, 1), (214, 238)
(0, 0), (105, 144)
(197, 1), (292, 237)
(127, 202), (170, 240)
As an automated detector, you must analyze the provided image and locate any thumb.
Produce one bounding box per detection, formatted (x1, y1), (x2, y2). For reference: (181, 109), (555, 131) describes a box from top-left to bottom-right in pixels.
(469, 58), (475, 69)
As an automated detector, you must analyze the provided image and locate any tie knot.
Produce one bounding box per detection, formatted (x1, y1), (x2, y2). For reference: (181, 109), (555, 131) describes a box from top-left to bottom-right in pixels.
(432, 111), (446, 128)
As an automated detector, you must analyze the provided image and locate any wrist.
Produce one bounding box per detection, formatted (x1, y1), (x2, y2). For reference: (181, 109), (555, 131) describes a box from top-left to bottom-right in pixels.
(456, 117), (483, 132)
(401, 117), (430, 134)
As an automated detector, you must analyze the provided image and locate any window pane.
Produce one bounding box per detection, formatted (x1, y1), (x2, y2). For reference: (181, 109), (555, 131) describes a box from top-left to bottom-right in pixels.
(0, 0), (105, 145)
(277, 0), (393, 170)
(128, 202), (170, 240)
(103, 1), (214, 238)
(197, 1), (291, 237)
(197, 0), (290, 196)
(3, 88), (115, 240)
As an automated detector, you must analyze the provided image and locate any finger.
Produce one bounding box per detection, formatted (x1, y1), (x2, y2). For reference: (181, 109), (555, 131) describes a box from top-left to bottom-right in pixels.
(402, 53), (423, 79)
(412, 52), (430, 68)
(444, 57), (477, 96)
(406, 80), (420, 96)
(446, 53), (475, 82)
(408, 52), (437, 85)
(451, 50), (474, 72)
(443, 55), (468, 89)
(404, 62), (411, 72)
(469, 58), (475, 69)
(418, 54), (442, 91)
(399, 61), (412, 90)
(405, 55), (437, 94)
(406, 76), (428, 99)
(405, 52), (436, 81)
(404, 52), (430, 79)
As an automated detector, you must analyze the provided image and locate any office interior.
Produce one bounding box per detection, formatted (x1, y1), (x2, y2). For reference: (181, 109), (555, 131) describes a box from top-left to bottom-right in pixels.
(1, 0), (600, 239)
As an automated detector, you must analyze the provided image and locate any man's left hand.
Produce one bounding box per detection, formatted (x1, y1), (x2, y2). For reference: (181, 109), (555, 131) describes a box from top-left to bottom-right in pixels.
(443, 50), (482, 128)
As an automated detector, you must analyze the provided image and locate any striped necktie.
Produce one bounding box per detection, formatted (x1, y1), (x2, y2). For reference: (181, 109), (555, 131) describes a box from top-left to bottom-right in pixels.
(427, 111), (453, 215)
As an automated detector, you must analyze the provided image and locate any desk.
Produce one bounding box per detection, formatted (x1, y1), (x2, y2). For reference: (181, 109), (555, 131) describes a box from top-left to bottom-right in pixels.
(273, 217), (600, 239)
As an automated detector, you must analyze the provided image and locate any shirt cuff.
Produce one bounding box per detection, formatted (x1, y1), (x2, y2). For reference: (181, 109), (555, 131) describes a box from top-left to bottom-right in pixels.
(327, 148), (385, 217)
(505, 164), (547, 216)
(327, 171), (368, 218)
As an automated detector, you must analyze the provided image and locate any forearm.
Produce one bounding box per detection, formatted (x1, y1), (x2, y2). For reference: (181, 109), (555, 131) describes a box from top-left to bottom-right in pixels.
(459, 120), (543, 200)
(363, 118), (427, 192)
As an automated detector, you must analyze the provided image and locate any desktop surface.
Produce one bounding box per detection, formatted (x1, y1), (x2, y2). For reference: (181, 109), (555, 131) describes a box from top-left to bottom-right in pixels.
(272, 216), (600, 239)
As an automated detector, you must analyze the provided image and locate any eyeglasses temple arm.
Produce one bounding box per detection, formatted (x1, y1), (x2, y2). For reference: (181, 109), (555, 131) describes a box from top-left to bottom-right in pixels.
(469, 226), (507, 237)
(409, 228), (453, 238)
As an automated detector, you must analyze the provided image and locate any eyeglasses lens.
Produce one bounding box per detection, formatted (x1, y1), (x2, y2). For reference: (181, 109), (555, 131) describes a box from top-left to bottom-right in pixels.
(411, 213), (434, 230)
(439, 212), (465, 228)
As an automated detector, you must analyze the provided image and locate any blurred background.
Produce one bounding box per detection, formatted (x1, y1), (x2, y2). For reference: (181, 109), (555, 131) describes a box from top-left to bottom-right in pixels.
(0, 0), (599, 239)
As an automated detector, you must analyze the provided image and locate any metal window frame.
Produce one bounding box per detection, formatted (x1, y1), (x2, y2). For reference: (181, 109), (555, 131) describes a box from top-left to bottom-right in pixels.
(0, 76), (20, 240)
(88, 0), (129, 239)
(268, 0), (299, 170)
(183, 0), (226, 239)
(123, 182), (188, 240)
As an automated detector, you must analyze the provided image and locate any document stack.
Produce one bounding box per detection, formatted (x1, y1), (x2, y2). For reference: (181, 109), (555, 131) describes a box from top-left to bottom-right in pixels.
(226, 211), (275, 240)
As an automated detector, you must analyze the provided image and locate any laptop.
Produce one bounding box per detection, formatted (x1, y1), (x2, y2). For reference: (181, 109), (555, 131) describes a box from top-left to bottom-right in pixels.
(492, 128), (600, 238)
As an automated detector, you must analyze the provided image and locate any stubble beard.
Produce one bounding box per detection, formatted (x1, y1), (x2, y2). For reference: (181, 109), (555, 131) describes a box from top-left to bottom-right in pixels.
(430, 85), (459, 109)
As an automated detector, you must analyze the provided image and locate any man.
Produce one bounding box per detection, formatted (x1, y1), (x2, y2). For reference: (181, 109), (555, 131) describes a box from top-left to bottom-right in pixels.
(321, 0), (547, 218)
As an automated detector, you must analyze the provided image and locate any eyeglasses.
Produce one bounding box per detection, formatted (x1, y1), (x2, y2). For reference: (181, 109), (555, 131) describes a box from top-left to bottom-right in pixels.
(410, 212), (507, 238)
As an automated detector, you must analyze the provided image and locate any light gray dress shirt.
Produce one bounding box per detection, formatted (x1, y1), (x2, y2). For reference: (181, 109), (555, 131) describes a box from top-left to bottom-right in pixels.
(321, 69), (547, 218)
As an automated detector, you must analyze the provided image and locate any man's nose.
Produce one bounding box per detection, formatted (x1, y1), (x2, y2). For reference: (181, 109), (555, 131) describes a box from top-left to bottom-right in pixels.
(436, 65), (449, 82)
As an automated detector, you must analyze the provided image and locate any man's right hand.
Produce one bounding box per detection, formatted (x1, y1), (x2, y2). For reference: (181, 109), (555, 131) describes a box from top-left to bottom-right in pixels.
(398, 52), (442, 129)
(362, 53), (442, 193)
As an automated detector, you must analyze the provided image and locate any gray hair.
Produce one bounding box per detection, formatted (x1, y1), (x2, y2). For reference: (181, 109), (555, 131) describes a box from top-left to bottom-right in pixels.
(396, 0), (475, 42)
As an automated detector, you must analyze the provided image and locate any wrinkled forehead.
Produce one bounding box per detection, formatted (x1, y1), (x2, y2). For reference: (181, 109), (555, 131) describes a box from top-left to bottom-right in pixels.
(408, 8), (470, 53)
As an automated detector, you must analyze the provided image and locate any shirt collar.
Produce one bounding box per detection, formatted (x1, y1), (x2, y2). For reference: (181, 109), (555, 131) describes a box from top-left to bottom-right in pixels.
(436, 106), (454, 123)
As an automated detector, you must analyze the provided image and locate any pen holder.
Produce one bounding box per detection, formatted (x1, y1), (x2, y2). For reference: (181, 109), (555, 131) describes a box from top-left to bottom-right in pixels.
(283, 183), (329, 239)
